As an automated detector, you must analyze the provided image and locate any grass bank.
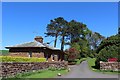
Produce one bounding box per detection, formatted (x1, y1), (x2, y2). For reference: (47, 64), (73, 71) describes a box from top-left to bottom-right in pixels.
(75, 58), (87, 65)
(87, 58), (119, 74)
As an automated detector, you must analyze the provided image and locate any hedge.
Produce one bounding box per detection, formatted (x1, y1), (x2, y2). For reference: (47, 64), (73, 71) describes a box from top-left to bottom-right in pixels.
(0, 56), (46, 62)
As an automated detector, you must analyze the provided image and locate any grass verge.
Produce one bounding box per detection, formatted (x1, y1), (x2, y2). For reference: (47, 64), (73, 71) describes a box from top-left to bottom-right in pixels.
(75, 58), (87, 65)
(6, 69), (68, 79)
(87, 57), (119, 74)
(23, 70), (68, 78)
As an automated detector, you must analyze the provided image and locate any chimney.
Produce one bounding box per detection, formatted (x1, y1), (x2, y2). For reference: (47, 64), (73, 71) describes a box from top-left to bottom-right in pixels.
(34, 36), (43, 43)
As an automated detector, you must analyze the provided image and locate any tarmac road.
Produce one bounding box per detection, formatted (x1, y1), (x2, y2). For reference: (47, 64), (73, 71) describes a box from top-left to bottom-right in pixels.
(57, 61), (119, 78)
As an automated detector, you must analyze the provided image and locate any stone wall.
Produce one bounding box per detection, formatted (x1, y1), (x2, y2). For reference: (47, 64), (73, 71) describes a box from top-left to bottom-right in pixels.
(8, 52), (29, 57)
(0, 61), (68, 78)
(100, 61), (120, 71)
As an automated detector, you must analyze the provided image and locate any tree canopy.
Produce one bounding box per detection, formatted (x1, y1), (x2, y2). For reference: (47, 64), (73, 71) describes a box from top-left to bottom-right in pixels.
(45, 17), (106, 59)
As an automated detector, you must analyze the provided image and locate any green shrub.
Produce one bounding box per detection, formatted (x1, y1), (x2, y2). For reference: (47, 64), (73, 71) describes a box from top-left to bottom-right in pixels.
(0, 56), (46, 62)
(95, 34), (120, 69)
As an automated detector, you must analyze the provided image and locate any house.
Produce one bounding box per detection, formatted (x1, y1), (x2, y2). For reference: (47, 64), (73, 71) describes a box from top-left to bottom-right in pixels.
(5, 36), (65, 62)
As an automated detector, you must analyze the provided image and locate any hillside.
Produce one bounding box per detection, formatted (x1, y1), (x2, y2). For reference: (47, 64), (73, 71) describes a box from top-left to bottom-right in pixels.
(0, 50), (9, 56)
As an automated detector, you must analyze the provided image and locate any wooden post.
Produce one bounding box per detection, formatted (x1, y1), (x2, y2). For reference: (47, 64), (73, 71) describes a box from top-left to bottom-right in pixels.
(58, 54), (60, 61)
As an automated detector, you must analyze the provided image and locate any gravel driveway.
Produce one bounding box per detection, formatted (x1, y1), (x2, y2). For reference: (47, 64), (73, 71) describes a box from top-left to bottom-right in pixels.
(57, 61), (119, 78)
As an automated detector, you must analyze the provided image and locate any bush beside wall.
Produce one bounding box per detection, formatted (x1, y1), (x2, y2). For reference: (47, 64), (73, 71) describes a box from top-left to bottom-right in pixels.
(0, 56), (46, 62)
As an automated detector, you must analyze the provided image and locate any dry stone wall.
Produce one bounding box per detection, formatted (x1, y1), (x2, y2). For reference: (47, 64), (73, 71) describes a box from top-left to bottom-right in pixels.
(0, 61), (68, 78)
(100, 61), (120, 71)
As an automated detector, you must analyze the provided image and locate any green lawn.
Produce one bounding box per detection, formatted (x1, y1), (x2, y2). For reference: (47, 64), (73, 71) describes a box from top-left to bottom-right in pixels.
(25, 70), (67, 78)
(87, 58), (119, 74)
(13, 69), (68, 78)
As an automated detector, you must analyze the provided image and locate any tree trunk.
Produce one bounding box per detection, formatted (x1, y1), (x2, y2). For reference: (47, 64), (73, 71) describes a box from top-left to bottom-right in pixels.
(70, 34), (74, 43)
(61, 35), (65, 51)
(54, 34), (58, 47)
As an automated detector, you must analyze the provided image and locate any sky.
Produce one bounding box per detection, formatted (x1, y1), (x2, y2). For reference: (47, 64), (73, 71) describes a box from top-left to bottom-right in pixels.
(2, 2), (118, 50)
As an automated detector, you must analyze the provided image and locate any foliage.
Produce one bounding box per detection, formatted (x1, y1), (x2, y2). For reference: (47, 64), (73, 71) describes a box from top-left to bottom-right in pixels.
(45, 17), (105, 58)
(68, 47), (78, 53)
(70, 43), (81, 59)
(88, 32), (105, 50)
(95, 34), (120, 69)
(88, 50), (98, 58)
(0, 56), (46, 62)
(66, 20), (90, 43)
(65, 47), (79, 65)
(96, 34), (119, 53)
(69, 43), (80, 52)
(66, 47), (79, 61)
(45, 17), (68, 50)
(45, 17), (92, 50)
(66, 47), (87, 65)
(79, 39), (90, 58)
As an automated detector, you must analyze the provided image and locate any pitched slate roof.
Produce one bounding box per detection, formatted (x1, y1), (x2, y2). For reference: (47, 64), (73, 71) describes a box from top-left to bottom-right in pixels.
(5, 41), (59, 50)
(6, 41), (45, 47)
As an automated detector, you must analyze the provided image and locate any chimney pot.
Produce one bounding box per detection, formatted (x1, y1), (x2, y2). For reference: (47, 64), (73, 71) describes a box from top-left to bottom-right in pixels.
(34, 36), (43, 43)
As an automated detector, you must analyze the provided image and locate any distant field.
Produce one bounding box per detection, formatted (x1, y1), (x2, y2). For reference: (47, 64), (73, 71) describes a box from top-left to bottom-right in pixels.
(0, 50), (9, 56)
